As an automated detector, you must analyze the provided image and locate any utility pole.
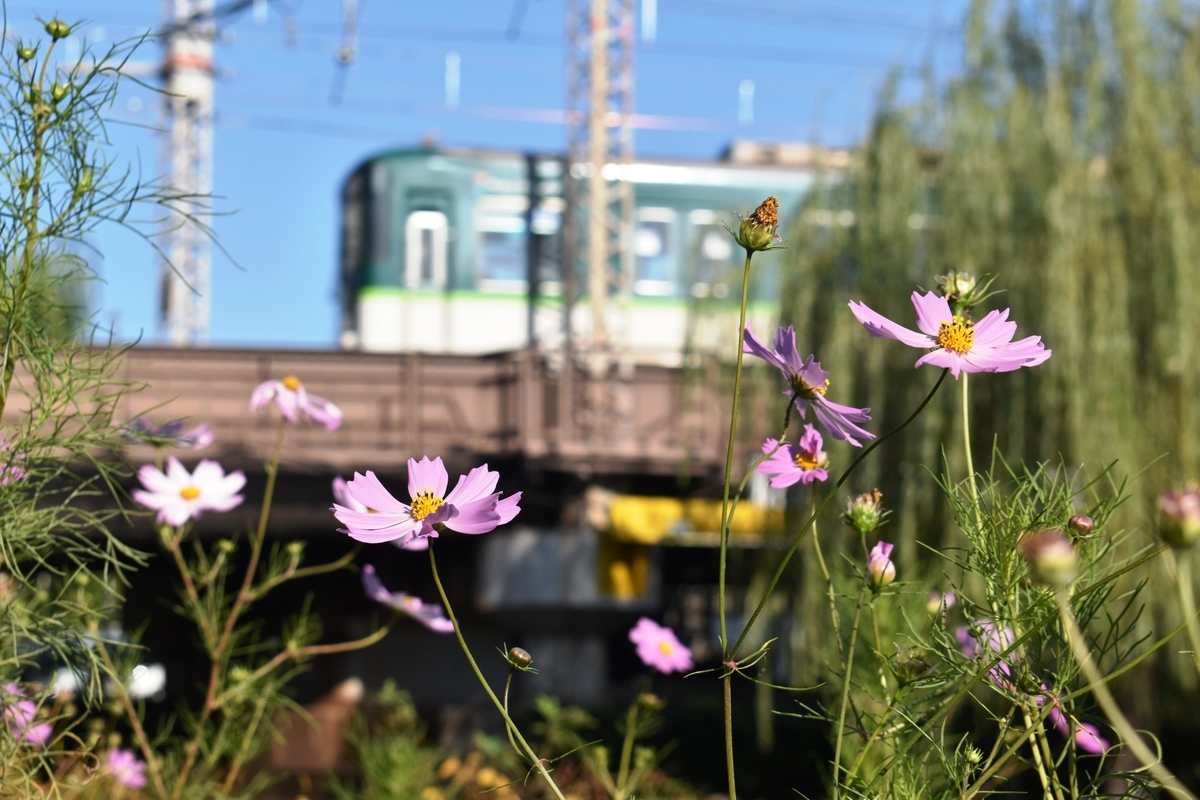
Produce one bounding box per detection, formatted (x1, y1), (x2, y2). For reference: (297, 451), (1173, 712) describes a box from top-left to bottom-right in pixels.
(159, 0), (216, 345)
(564, 0), (635, 447)
(565, 0), (635, 357)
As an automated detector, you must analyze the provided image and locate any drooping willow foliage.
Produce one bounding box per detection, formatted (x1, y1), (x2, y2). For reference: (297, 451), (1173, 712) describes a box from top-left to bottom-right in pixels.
(773, 0), (1200, 700)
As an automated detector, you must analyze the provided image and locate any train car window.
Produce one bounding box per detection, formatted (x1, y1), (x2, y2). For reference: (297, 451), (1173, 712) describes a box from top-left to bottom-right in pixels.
(634, 208), (676, 297)
(479, 214), (527, 290)
(405, 211), (448, 289)
(687, 209), (735, 297)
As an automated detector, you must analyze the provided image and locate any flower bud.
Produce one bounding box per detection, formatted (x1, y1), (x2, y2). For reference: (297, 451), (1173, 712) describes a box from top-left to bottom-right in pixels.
(734, 196), (781, 253)
(637, 692), (665, 711)
(891, 644), (936, 686)
(507, 646), (533, 669)
(50, 83), (69, 103)
(1020, 529), (1077, 588)
(1068, 514), (1094, 536)
(44, 20), (71, 40)
(217, 539), (235, 554)
(286, 540), (305, 557)
(926, 590), (955, 615)
(964, 745), (983, 766)
(866, 541), (896, 592)
(1158, 485), (1200, 549)
(843, 489), (888, 535)
(16, 46), (36, 61)
(935, 269), (976, 300)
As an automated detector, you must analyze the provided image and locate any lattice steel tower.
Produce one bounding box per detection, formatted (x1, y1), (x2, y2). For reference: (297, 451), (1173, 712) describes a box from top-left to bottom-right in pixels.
(564, 0), (635, 354)
(159, 0), (215, 345)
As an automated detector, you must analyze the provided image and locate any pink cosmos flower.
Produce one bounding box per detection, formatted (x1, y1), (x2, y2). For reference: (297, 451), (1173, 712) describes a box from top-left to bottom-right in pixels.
(250, 375), (343, 430)
(332, 457), (522, 547)
(743, 325), (874, 447)
(361, 565), (454, 633)
(1046, 701), (1109, 754)
(133, 457), (246, 527)
(867, 541), (897, 591)
(0, 439), (25, 486)
(105, 747), (147, 789)
(333, 477), (428, 551)
(848, 291), (1051, 379)
(629, 618), (693, 673)
(757, 424), (829, 488)
(3, 684), (51, 746)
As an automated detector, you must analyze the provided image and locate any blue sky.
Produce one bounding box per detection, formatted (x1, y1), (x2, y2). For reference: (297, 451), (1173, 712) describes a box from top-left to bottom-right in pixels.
(13, 0), (967, 347)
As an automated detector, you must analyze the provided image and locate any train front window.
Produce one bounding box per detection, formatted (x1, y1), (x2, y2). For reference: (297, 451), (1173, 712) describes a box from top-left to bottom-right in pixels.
(634, 208), (676, 297)
(405, 211), (448, 289)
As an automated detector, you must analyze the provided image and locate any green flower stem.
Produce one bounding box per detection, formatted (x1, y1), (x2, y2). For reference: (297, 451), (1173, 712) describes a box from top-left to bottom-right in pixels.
(1167, 549), (1200, 677)
(174, 419), (287, 796)
(717, 248), (754, 800)
(428, 544), (567, 800)
(94, 637), (169, 800)
(1021, 706), (1056, 800)
(501, 672), (522, 758)
(615, 699), (641, 800)
(1056, 591), (1196, 800)
(844, 687), (899, 785)
(718, 249), (754, 653)
(961, 372), (982, 526)
(731, 369), (949, 658)
(832, 585), (867, 800)
(810, 485), (845, 660)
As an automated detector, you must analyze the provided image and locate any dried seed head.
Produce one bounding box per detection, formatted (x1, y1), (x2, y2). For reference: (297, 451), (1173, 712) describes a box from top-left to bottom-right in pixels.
(734, 196), (782, 252)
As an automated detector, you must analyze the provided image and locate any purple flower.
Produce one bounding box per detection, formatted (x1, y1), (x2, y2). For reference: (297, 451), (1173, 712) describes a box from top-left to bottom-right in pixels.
(332, 457), (522, 547)
(333, 476), (428, 551)
(743, 325), (874, 447)
(105, 747), (147, 789)
(0, 439), (25, 486)
(133, 457), (246, 527)
(629, 618), (693, 674)
(122, 419), (213, 450)
(867, 541), (897, 591)
(756, 425), (829, 488)
(250, 375), (343, 430)
(3, 684), (51, 746)
(1045, 695), (1109, 754)
(848, 291), (1051, 379)
(361, 565), (453, 633)
(957, 620), (1018, 690)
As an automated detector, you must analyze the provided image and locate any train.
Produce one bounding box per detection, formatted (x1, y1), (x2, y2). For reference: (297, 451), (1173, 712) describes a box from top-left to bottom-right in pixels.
(336, 142), (842, 363)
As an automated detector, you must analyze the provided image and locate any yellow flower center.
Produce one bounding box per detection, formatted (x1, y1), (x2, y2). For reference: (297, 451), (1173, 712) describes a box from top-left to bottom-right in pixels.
(658, 641), (674, 655)
(403, 596), (418, 610)
(410, 490), (444, 521)
(936, 316), (975, 355)
(179, 486), (201, 500)
(282, 375), (302, 391)
(791, 375), (830, 400)
(794, 452), (822, 471)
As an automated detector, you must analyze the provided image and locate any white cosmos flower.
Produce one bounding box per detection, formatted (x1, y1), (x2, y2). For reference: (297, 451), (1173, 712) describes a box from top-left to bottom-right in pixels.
(133, 457), (246, 527)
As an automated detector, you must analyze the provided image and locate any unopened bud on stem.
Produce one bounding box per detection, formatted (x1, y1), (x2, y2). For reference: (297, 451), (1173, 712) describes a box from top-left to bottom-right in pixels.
(844, 489), (888, 535)
(1021, 529), (1077, 588)
(1158, 485), (1200, 549)
(507, 646), (533, 669)
(1068, 514), (1094, 536)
